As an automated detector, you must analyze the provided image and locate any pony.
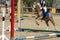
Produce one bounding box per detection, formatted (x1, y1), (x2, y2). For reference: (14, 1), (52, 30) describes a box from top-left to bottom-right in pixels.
(33, 2), (56, 30)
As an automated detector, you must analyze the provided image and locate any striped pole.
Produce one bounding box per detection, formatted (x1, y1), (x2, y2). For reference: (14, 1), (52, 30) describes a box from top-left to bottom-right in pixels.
(15, 33), (60, 40)
(1, 6), (9, 40)
(10, 0), (14, 40)
(26, 33), (60, 38)
(2, 7), (5, 40)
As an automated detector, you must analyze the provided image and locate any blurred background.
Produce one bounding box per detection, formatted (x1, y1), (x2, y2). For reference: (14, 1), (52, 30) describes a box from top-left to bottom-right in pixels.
(0, 0), (60, 40)
(0, 0), (60, 13)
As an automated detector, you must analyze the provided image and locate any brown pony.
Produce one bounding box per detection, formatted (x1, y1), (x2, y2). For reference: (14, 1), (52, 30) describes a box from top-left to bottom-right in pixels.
(34, 3), (56, 30)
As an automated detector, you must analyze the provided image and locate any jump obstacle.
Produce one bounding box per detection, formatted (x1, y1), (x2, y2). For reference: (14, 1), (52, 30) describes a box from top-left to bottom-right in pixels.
(16, 0), (60, 40)
(15, 33), (60, 40)
(18, 9), (60, 33)
(0, 0), (14, 40)
(4, 1), (16, 32)
(18, 17), (60, 33)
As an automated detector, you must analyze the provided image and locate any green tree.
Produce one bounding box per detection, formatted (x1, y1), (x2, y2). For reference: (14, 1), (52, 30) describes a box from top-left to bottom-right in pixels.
(23, 0), (36, 7)
(46, 0), (56, 7)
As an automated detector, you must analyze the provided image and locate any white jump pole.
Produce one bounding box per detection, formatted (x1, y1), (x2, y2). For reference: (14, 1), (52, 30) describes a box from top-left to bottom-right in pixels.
(1, 6), (9, 40)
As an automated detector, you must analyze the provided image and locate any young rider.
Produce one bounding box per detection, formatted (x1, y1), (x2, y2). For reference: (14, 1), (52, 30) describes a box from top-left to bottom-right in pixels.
(40, 0), (47, 18)
(36, 0), (47, 19)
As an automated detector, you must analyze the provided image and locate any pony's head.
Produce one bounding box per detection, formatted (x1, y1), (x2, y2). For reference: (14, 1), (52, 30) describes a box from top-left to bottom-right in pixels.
(50, 7), (56, 14)
(32, 2), (41, 12)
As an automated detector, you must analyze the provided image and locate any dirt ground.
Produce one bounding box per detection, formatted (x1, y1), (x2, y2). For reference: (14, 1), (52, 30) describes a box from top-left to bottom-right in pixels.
(0, 13), (60, 40)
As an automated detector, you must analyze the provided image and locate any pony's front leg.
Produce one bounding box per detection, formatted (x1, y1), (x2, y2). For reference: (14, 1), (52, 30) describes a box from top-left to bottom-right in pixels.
(35, 17), (43, 26)
(36, 11), (42, 19)
(35, 16), (42, 26)
(35, 16), (40, 26)
(35, 20), (39, 26)
(35, 11), (42, 26)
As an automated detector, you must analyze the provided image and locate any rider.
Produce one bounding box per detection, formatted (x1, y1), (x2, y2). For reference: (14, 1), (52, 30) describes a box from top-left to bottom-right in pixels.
(35, 0), (48, 19)
(40, 0), (47, 18)
(36, 0), (48, 19)
(36, 0), (42, 19)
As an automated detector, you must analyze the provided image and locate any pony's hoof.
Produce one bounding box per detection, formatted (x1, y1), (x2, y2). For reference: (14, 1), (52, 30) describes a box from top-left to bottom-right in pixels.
(36, 22), (39, 26)
(37, 24), (39, 26)
(46, 27), (49, 30)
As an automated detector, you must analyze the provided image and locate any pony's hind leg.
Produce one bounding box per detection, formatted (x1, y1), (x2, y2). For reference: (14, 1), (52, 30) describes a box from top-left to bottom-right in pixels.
(45, 20), (49, 30)
(45, 20), (49, 27)
(49, 17), (56, 30)
(50, 17), (55, 26)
